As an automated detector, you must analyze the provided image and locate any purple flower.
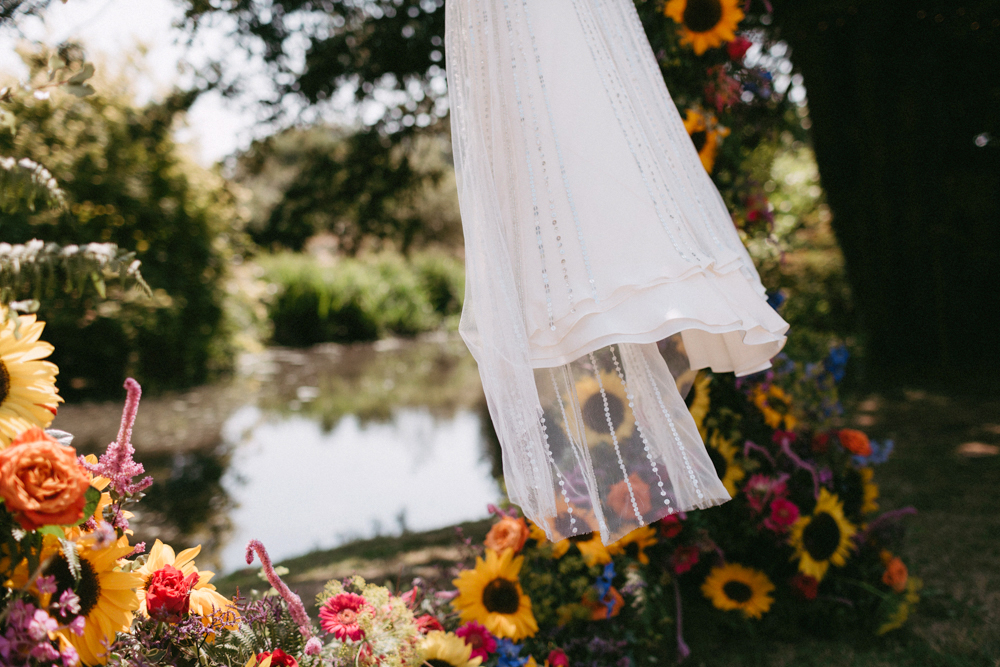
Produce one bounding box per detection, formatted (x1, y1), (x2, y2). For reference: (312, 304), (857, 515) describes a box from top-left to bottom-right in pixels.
(853, 439), (894, 467)
(80, 378), (153, 501)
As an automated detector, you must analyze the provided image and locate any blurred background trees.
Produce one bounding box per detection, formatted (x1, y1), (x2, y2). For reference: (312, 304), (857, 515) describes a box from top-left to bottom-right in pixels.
(3, 0), (997, 397)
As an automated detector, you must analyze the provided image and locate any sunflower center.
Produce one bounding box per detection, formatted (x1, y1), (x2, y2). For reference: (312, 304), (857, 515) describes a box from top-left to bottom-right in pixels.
(582, 391), (625, 435)
(481, 577), (521, 614)
(801, 511), (842, 562)
(722, 580), (753, 603)
(568, 533), (594, 544)
(683, 0), (724, 32)
(428, 660), (457, 667)
(0, 359), (9, 405)
(690, 130), (708, 154)
(44, 554), (102, 619)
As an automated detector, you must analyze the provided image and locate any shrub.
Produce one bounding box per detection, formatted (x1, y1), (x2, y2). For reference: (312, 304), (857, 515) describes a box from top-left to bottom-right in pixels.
(260, 251), (464, 346)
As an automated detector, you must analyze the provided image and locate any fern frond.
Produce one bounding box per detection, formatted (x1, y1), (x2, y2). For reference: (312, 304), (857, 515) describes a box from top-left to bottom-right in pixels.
(0, 155), (66, 213)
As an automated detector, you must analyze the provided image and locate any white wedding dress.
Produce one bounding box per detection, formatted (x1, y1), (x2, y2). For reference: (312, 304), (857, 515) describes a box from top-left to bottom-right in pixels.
(445, 0), (788, 543)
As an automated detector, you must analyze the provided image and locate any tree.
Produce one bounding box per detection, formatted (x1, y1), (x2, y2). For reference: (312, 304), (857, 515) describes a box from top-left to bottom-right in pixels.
(765, 0), (1000, 387)
(1, 52), (242, 399)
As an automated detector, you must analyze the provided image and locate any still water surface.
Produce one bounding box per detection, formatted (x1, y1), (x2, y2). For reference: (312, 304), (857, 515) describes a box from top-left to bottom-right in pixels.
(58, 336), (500, 574)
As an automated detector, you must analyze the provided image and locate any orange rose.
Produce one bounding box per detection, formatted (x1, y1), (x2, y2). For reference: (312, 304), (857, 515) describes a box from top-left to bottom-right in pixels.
(882, 556), (908, 593)
(837, 429), (872, 457)
(0, 427), (91, 531)
(607, 473), (651, 520)
(484, 516), (530, 553)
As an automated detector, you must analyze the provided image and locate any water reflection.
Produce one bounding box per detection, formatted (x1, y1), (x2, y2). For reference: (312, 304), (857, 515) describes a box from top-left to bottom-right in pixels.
(219, 406), (498, 572)
(56, 335), (498, 573)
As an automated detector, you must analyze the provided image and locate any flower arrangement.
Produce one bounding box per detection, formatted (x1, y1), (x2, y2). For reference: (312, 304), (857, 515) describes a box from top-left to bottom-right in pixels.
(0, 311), (916, 665)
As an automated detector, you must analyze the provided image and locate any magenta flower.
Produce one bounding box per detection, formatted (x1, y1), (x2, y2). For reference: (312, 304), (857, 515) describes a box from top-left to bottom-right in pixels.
(318, 593), (369, 641)
(763, 497), (800, 533)
(455, 621), (497, 660)
(80, 378), (152, 505)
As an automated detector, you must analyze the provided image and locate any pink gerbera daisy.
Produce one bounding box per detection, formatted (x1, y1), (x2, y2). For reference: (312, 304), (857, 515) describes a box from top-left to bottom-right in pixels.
(319, 592), (369, 641)
(763, 497), (800, 533)
(455, 620), (497, 660)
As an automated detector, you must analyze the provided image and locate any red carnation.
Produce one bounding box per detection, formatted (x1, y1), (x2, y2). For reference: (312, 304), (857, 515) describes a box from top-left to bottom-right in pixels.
(659, 514), (683, 539)
(727, 36), (752, 61)
(257, 649), (298, 667)
(414, 614), (444, 634)
(146, 564), (198, 622)
(790, 573), (819, 601)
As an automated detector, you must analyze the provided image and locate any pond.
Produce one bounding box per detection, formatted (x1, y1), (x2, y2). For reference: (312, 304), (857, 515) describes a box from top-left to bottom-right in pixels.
(53, 335), (502, 573)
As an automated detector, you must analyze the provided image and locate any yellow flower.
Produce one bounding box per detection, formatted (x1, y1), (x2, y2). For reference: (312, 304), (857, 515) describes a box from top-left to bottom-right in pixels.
(876, 577), (923, 635)
(700, 563), (775, 619)
(607, 525), (658, 564)
(706, 429), (746, 496)
(751, 384), (798, 431)
(685, 371), (711, 439)
(682, 109), (731, 174)
(664, 0), (745, 55)
(571, 372), (635, 448)
(0, 313), (62, 447)
(47, 535), (142, 666)
(859, 467), (880, 515)
(134, 539), (238, 627)
(452, 549), (538, 641)
(419, 631), (483, 667)
(788, 488), (857, 582)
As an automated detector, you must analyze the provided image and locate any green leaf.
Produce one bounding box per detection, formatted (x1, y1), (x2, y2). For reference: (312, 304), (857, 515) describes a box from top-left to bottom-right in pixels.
(73, 486), (102, 526)
(37, 525), (65, 537)
(64, 83), (95, 98)
(67, 63), (95, 85)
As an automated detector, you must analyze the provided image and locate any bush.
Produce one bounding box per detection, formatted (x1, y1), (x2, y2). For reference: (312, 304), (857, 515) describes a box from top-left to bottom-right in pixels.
(0, 85), (242, 400)
(260, 251), (464, 346)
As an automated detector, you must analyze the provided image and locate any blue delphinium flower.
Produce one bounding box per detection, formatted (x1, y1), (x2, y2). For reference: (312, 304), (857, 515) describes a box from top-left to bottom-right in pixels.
(594, 562), (616, 618)
(852, 439), (894, 467)
(496, 639), (528, 667)
(766, 289), (787, 311)
(824, 345), (850, 383)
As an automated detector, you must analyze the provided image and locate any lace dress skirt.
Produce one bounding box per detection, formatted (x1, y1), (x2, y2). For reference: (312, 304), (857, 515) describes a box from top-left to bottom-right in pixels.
(445, 0), (788, 543)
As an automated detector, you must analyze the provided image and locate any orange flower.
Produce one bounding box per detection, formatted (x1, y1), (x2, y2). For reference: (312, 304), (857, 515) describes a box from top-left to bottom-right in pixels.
(0, 427), (91, 530)
(584, 587), (624, 620)
(485, 517), (530, 554)
(881, 552), (908, 593)
(838, 429), (872, 457)
(607, 473), (651, 520)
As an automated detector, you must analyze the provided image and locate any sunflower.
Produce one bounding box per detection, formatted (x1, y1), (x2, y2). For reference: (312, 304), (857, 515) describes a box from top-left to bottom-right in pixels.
(706, 430), (745, 496)
(682, 109), (731, 174)
(858, 467), (880, 515)
(419, 631), (483, 667)
(788, 488), (857, 582)
(751, 384), (798, 431)
(571, 372), (635, 448)
(664, 0), (745, 55)
(700, 563), (775, 619)
(568, 533), (614, 568)
(607, 525), (658, 564)
(452, 549), (538, 641)
(46, 535), (142, 666)
(684, 371), (711, 439)
(134, 540), (237, 626)
(0, 313), (62, 447)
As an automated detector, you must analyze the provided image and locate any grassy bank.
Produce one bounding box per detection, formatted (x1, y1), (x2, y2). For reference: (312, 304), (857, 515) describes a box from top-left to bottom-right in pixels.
(259, 251), (464, 346)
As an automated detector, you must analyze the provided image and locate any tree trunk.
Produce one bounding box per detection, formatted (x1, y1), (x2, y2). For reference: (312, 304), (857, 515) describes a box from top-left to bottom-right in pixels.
(769, 1), (1000, 389)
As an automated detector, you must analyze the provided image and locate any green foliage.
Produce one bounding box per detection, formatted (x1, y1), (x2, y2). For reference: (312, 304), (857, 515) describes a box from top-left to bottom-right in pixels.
(260, 251), (463, 346)
(0, 155), (64, 212)
(235, 127), (461, 254)
(0, 77), (241, 399)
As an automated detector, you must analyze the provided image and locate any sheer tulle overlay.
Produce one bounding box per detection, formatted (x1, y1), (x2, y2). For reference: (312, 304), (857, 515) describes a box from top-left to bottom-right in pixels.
(446, 0), (789, 543)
